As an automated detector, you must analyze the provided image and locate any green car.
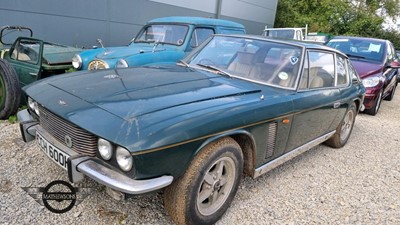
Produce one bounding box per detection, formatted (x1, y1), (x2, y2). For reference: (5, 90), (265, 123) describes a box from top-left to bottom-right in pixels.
(18, 34), (365, 224)
(0, 26), (81, 119)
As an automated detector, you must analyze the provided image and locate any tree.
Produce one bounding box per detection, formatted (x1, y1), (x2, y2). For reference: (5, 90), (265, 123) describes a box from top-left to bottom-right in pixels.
(275, 0), (400, 48)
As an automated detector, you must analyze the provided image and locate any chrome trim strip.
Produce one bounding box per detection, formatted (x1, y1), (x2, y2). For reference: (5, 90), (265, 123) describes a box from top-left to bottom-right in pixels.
(75, 159), (173, 194)
(253, 130), (336, 178)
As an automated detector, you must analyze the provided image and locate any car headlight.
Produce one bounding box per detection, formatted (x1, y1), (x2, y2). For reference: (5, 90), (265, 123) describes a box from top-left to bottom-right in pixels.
(116, 59), (129, 68)
(362, 77), (380, 88)
(28, 97), (40, 116)
(98, 138), (113, 160)
(116, 147), (133, 171)
(72, 54), (82, 69)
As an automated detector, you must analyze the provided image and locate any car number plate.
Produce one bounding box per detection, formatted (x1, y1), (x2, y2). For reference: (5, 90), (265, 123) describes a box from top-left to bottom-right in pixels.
(36, 132), (69, 171)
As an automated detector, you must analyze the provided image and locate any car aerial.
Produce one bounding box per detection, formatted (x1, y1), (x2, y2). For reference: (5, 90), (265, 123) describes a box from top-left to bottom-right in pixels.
(326, 36), (400, 115)
(0, 25), (82, 119)
(18, 34), (365, 224)
(71, 16), (245, 71)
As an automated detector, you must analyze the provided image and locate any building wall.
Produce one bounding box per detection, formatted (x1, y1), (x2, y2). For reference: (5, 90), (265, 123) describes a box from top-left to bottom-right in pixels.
(0, 0), (277, 48)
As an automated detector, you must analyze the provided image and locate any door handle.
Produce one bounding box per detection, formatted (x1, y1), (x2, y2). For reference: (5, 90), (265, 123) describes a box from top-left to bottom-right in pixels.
(333, 102), (341, 109)
(29, 72), (38, 76)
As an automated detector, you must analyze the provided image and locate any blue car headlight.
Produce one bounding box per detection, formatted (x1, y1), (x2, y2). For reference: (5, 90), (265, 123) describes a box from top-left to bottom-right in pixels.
(72, 54), (82, 69)
(116, 59), (129, 68)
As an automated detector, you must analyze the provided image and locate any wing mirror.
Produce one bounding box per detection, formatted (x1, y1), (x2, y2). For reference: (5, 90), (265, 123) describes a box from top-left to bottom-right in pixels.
(387, 61), (400, 69)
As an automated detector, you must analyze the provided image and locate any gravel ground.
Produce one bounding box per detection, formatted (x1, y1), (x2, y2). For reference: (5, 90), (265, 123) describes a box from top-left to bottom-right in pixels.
(1, 90), (400, 225)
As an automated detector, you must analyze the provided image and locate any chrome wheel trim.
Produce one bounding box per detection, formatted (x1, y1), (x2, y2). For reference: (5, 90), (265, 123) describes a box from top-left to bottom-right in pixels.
(340, 108), (354, 143)
(196, 156), (236, 216)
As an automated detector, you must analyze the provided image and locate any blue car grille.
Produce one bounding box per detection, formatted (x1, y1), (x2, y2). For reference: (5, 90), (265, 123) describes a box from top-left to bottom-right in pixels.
(39, 105), (97, 156)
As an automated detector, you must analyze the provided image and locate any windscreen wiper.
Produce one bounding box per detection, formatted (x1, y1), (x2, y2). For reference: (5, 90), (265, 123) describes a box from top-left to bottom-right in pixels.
(196, 63), (232, 78)
(177, 59), (190, 68)
(346, 54), (366, 59)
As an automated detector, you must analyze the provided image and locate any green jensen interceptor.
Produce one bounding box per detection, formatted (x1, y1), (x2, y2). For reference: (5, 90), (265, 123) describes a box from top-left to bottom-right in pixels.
(18, 34), (365, 225)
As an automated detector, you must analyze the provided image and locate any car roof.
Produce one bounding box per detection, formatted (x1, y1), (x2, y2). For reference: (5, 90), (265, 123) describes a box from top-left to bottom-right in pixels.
(215, 34), (347, 56)
(330, 36), (387, 43)
(147, 16), (245, 29)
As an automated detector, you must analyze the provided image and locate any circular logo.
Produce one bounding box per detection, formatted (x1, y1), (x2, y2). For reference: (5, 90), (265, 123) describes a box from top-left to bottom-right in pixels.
(42, 180), (76, 213)
(65, 135), (73, 148)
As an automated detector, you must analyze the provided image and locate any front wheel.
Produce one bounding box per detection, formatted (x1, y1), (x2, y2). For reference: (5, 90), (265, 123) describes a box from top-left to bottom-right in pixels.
(164, 137), (243, 225)
(0, 59), (21, 120)
(325, 102), (357, 148)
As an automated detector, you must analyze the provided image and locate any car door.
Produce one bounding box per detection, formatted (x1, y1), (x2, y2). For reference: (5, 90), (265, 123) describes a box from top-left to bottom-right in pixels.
(285, 50), (341, 152)
(5, 37), (43, 87)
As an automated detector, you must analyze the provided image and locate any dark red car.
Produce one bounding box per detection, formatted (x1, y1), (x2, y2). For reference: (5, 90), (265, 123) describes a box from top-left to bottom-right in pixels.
(327, 36), (399, 115)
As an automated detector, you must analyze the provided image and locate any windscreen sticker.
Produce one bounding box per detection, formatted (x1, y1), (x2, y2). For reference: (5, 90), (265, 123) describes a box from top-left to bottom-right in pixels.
(368, 43), (381, 53)
(278, 72), (289, 80)
(290, 56), (299, 65)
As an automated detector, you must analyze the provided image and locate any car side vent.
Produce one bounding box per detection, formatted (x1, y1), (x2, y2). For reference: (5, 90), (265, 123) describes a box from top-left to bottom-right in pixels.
(265, 122), (277, 159)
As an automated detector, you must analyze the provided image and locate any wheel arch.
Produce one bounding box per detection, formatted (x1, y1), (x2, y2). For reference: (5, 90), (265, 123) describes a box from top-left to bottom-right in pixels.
(194, 129), (256, 177)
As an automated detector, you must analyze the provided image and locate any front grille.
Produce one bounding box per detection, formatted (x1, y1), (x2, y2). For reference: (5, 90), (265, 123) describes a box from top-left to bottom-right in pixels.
(39, 106), (97, 156)
(88, 60), (108, 70)
(265, 122), (277, 159)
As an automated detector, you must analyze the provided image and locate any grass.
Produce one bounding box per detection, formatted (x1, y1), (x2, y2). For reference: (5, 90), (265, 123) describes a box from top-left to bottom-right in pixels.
(7, 105), (27, 123)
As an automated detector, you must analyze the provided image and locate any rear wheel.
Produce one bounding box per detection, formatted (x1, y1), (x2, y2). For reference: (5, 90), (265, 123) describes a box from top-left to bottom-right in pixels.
(364, 90), (382, 116)
(164, 137), (243, 225)
(325, 102), (357, 148)
(0, 59), (21, 119)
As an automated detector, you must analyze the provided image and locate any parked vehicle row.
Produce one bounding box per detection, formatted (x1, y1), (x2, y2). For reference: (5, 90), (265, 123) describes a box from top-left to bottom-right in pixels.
(18, 34), (365, 225)
(1, 16), (397, 225)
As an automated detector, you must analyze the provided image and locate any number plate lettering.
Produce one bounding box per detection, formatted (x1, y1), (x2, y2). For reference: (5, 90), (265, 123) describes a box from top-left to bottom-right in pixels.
(36, 132), (70, 171)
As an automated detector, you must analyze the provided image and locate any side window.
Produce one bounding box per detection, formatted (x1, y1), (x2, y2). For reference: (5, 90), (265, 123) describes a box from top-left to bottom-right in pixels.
(336, 55), (348, 86)
(190, 28), (214, 48)
(10, 39), (40, 64)
(299, 51), (309, 89)
(307, 51), (335, 88)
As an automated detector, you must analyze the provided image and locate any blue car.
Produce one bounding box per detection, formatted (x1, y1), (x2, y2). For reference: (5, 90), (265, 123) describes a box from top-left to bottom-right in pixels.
(72, 16), (246, 70)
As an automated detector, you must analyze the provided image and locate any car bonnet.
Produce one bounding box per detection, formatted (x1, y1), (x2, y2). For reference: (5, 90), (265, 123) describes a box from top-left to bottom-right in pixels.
(351, 60), (383, 78)
(95, 43), (176, 60)
(31, 66), (261, 120)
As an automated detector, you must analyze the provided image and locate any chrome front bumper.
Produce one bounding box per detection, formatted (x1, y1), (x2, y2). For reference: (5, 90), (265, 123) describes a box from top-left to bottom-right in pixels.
(17, 109), (173, 195)
(69, 156), (173, 194)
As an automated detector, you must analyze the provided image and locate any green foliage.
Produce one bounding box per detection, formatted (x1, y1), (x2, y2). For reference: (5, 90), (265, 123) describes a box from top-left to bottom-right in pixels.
(7, 105), (27, 123)
(275, 0), (400, 48)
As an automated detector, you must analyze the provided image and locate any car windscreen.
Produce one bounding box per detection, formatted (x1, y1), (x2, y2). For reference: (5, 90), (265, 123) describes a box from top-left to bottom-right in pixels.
(327, 39), (384, 63)
(134, 24), (189, 46)
(188, 36), (303, 89)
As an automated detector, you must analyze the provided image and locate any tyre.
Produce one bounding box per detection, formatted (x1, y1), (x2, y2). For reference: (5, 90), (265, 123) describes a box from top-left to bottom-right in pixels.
(384, 82), (396, 101)
(364, 90), (382, 116)
(0, 59), (21, 119)
(164, 137), (243, 225)
(325, 102), (357, 148)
